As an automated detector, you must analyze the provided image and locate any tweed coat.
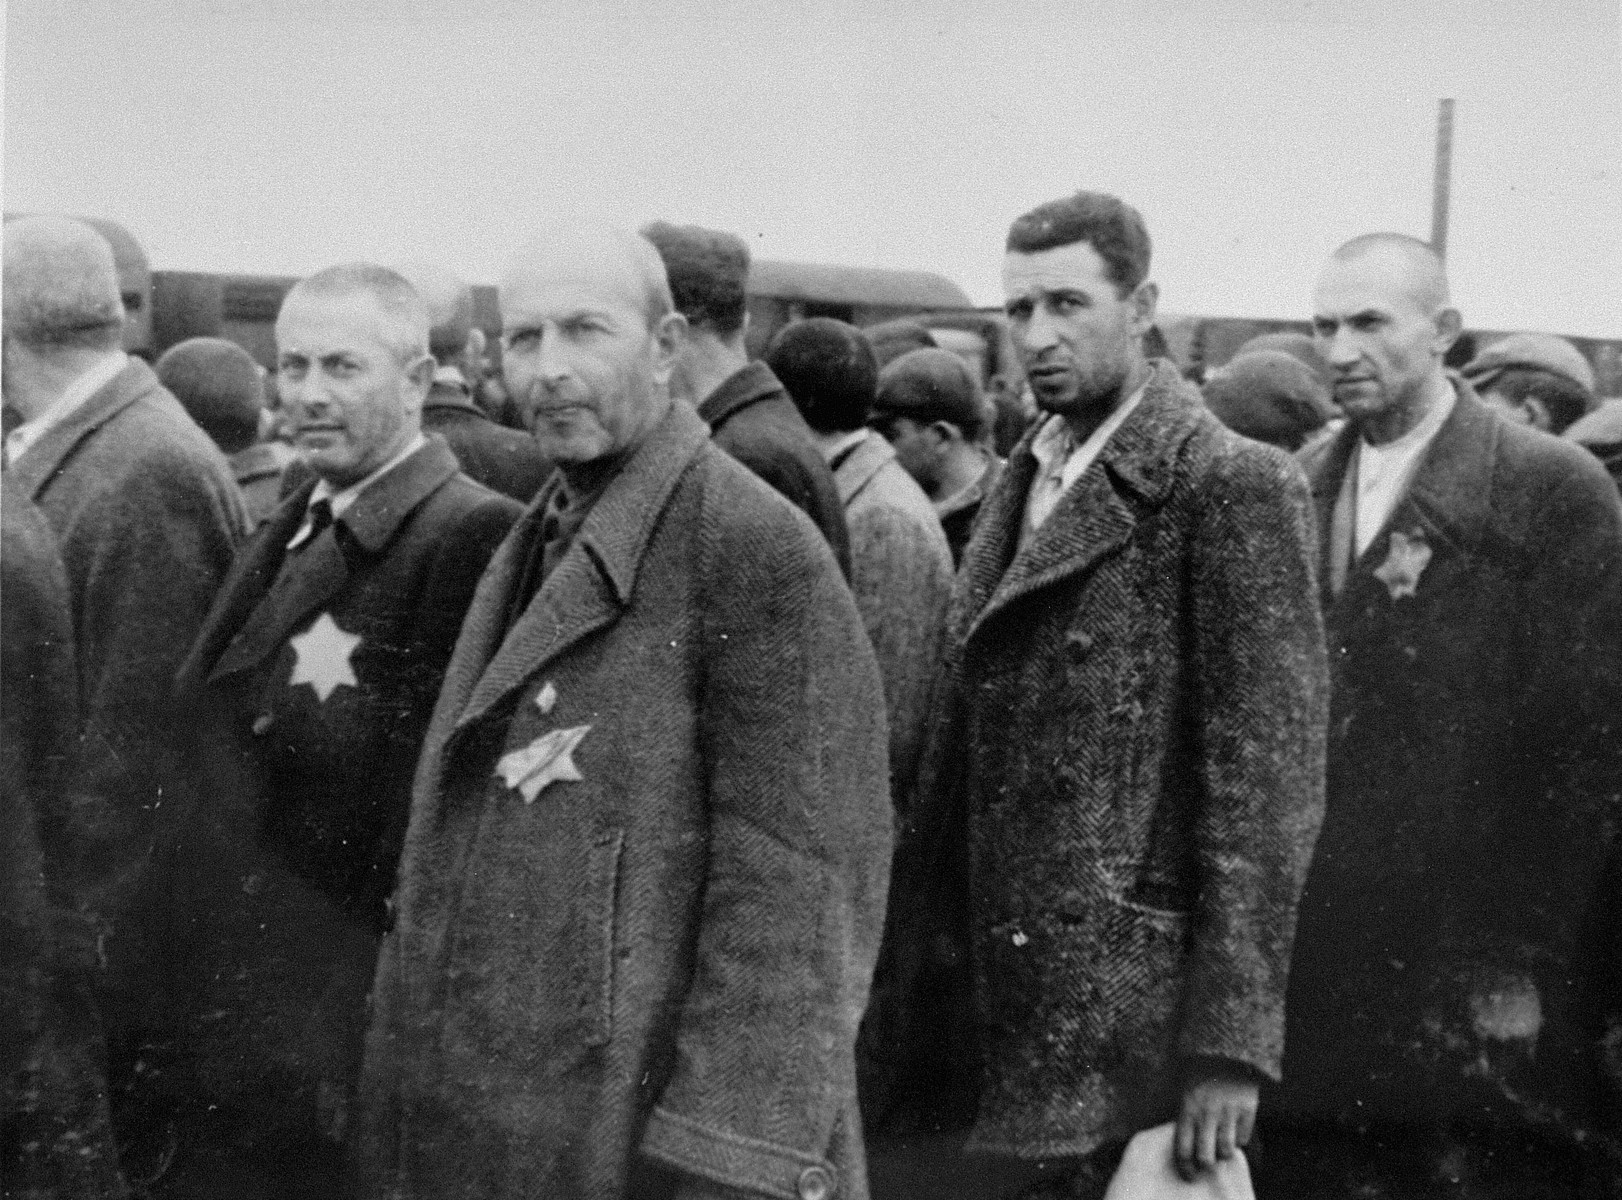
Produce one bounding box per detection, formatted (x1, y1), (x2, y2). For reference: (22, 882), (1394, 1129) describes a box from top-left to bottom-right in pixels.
(423, 381), (553, 503)
(912, 361), (1328, 1159)
(699, 360), (853, 580)
(6, 358), (247, 990)
(1, 479), (127, 1199)
(355, 401), (893, 1200)
(162, 438), (520, 1137)
(833, 430), (954, 805)
(1280, 381), (1622, 1133)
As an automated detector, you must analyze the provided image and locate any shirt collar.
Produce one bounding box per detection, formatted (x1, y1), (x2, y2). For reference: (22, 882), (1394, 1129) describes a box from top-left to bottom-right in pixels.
(4, 352), (128, 464)
(1359, 384), (1456, 461)
(814, 427), (871, 466)
(287, 432), (429, 549)
(1029, 377), (1149, 490)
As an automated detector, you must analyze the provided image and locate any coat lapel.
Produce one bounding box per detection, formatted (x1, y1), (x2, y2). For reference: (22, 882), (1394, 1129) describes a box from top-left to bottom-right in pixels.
(452, 401), (712, 733)
(206, 439), (461, 682)
(9, 358), (160, 501)
(1298, 423), (1359, 609)
(962, 363), (1193, 647)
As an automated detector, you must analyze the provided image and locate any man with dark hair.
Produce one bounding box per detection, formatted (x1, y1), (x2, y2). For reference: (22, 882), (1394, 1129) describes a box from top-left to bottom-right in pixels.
(156, 336), (293, 525)
(396, 262), (551, 502)
(1270, 233), (1622, 1197)
(908, 190), (1327, 1197)
(354, 227), (890, 1200)
(870, 346), (1002, 566)
(642, 221), (851, 576)
(767, 317), (952, 805)
(2, 217), (248, 1173)
(164, 263), (522, 1197)
(1462, 331), (1598, 435)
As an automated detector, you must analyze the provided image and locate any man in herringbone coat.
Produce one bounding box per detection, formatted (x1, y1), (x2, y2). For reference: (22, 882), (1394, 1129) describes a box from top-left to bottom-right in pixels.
(906, 192), (1328, 1198)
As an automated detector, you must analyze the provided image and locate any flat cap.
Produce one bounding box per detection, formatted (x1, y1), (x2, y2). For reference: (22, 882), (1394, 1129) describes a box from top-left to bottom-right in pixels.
(1463, 332), (1595, 396)
(874, 347), (984, 433)
(1202, 349), (1338, 451)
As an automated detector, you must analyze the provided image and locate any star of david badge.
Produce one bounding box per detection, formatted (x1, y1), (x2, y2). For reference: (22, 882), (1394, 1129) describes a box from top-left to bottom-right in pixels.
(1373, 529), (1432, 601)
(288, 612), (362, 701)
(496, 720), (591, 804)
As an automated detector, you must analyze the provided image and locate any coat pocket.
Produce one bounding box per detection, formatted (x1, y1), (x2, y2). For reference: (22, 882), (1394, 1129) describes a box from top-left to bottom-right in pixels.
(578, 828), (623, 1048)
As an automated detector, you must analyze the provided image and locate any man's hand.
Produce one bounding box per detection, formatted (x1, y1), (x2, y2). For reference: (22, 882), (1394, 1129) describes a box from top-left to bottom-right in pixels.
(1174, 1065), (1258, 1182)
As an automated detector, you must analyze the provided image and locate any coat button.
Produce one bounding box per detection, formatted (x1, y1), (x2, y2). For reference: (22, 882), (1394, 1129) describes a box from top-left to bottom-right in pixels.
(251, 714), (273, 736)
(797, 1165), (834, 1200)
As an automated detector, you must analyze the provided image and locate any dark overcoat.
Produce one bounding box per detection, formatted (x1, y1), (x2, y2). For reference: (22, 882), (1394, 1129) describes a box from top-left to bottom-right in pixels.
(355, 401), (893, 1200)
(1282, 381), (1622, 1132)
(423, 382), (553, 503)
(699, 359), (853, 579)
(913, 362), (1328, 1159)
(164, 438), (520, 1135)
(6, 359), (247, 983)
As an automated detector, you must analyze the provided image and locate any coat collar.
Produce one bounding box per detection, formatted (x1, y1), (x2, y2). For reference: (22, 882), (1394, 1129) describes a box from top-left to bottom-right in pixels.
(959, 360), (1198, 646)
(1300, 374), (1499, 607)
(422, 380), (490, 419)
(831, 429), (898, 506)
(9, 358), (166, 501)
(196, 438), (461, 685)
(696, 359), (785, 430)
(451, 399), (710, 732)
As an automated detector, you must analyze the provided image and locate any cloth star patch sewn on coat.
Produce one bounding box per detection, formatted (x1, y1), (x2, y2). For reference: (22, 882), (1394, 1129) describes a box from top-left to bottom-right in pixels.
(288, 612), (362, 701)
(1373, 529), (1432, 600)
(495, 723), (591, 803)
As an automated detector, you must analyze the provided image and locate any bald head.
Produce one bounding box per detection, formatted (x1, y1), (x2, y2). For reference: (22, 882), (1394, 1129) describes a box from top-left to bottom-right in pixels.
(1327, 232), (1450, 316)
(3, 216), (125, 350)
(500, 225), (674, 332)
(395, 262), (474, 363)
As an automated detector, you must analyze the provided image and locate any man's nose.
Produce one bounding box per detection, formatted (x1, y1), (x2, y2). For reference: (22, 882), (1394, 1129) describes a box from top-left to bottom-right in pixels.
(1321, 328), (1361, 370)
(533, 329), (571, 387)
(1020, 307), (1060, 355)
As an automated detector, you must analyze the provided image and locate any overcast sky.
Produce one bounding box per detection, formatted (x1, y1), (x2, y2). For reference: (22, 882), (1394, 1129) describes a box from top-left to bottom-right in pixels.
(5, 0), (1620, 336)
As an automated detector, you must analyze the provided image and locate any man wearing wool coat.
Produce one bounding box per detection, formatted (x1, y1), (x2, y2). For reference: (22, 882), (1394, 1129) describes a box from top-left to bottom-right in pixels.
(353, 226), (892, 1200)
(1267, 234), (1622, 1198)
(163, 265), (522, 1197)
(907, 192), (1328, 1197)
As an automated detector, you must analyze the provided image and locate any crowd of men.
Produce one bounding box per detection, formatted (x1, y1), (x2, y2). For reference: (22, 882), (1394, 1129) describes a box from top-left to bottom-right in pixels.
(1, 193), (1619, 1200)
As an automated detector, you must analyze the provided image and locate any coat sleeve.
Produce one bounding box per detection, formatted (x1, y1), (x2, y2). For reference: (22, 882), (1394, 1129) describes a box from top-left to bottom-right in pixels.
(639, 493), (893, 1199)
(62, 438), (246, 938)
(1179, 444), (1329, 1081)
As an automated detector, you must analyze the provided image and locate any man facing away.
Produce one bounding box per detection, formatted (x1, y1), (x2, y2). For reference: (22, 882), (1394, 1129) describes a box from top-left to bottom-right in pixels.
(353, 226), (892, 1200)
(162, 265), (522, 1198)
(642, 220), (853, 577)
(906, 191), (1327, 1198)
(2, 216), (248, 1172)
(868, 346), (1003, 568)
(1269, 234), (1622, 1199)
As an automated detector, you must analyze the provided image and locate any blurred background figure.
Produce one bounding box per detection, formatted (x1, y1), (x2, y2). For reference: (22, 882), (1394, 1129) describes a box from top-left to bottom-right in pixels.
(869, 346), (1002, 567)
(1236, 329), (1336, 387)
(1565, 398), (1622, 493)
(396, 262), (551, 502)
(1462, 331), (1598, 435)
(644, 220), (852, 576)
(864, 317), (938, 370)
(157, 336), (293, 526)
(2, 476), (128, 1199)
(1202, 347), (1340, 452)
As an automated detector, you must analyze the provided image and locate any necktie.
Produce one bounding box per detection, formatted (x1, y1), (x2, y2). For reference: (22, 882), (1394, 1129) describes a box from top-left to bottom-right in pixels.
(294, 498), (335, 552)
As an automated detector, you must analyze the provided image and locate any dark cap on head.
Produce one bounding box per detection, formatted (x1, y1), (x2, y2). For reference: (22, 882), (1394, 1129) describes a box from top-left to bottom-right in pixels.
(766, 318), (878, 434)
(874, 348), (985, 437)
(640, 222), (750, 338)
(1202, 349), (1338, 452)
(1005, 191), (1152, 296)
(1463, 332), (1596, 397)
(863, 318), (938, 369)
(156, 336), (264, 454)
(1237, 331), (1333, 385)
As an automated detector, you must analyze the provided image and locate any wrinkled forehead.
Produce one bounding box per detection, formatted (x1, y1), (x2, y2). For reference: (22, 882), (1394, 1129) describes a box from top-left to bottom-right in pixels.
(501, 235), (653, 328)
(1002, 241), (1117, 300)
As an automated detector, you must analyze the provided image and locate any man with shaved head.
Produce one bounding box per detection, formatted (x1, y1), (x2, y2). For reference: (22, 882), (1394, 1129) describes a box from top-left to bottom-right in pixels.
(354, 226), (891, 1200)
(1267, 233), (1622, 1196)
(163, 263), (521, 1197)
(2, 215), (247, 1173)
(396, 262), (550, 501)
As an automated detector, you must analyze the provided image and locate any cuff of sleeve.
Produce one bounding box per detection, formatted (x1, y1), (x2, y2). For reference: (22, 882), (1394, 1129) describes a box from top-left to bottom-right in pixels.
(641, 1105), (839, 1200)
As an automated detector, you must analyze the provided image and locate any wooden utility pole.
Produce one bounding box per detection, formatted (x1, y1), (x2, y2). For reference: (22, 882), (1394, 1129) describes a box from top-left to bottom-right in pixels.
(1431, 98), (1455, 259)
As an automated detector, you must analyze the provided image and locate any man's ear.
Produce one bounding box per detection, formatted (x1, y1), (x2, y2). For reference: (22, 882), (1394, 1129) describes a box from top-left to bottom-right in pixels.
(927, 420), (958, 446)
(1130, 280), (1160, 336)
(1433, 307), (1463, 357)
(649, 311), (689, 387)
(403, 352), (434, 410)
